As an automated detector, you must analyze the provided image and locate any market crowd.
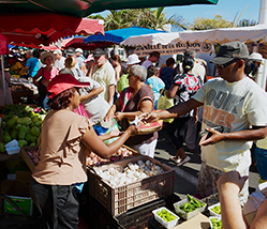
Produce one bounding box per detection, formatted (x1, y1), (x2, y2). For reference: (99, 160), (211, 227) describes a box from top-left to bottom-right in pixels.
(2, 43), (267, 229)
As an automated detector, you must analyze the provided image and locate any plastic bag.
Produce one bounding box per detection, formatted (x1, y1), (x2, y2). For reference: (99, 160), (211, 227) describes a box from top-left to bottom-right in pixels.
(104, 119), (120, 145)
(157, 93), (174, 123)
(73, 104), (89, 119)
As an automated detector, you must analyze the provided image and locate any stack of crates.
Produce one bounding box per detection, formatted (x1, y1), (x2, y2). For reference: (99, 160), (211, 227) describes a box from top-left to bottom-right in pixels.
(87, 155), (175, 228)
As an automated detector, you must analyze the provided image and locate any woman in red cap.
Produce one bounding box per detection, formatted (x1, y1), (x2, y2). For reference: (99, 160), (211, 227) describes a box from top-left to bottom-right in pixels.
(30, 73), (138, 229)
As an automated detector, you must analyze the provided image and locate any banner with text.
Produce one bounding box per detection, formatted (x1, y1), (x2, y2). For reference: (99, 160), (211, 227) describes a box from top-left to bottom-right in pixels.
(134, 42), (213, 57)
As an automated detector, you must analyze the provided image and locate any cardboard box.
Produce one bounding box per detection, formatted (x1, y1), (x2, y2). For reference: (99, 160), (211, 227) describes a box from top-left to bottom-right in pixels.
(1, 171), (33, 216)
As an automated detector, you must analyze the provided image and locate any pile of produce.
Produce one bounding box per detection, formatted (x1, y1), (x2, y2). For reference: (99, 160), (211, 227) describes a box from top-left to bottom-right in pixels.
(95, 160), (164, 187)
(210, 217), (222, 229)
(87, 147), (135, 166)
(177, 195), (206, 213)
(211, 205), (221, 215)
(156, 209), (177, 223)
(0, 104), (47, 150)
(26, 150), (39, 165)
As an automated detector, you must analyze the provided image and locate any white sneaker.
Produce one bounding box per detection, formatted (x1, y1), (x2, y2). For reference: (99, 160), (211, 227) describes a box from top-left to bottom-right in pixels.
(177, 156), (191, 166)
(170, 156), (181, 164)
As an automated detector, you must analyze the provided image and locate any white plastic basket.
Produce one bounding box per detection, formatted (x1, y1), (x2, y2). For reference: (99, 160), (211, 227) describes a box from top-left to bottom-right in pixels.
(152, 207), (179, 229)
(208, 202), (221, 217)
(173, 196), (207, 220)
(209, 216), (222, 229)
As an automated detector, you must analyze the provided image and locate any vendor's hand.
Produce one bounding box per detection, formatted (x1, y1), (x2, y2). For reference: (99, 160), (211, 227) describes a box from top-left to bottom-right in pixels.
(217, 171), (248, 195)
(127, 123), (140, 136)
(108, 128), (120, 138)
(104, 111), (114, 122)
(199, 128), (224, 146)
(139, 112), (159, 123)
(114, 112), (124, 122)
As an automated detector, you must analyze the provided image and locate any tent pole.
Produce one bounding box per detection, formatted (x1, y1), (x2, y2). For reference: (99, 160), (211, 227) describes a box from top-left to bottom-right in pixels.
(1, 55), (7, 104)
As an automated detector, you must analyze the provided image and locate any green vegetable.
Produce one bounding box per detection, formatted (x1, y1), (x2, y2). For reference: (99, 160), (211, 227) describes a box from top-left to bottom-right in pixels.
(11, 129), (18, 139)
(156, 209), (177, 222)
(211, 218), (222, 229)
(25, 133), (37, 143)
(178, 195), (205, 213)
(18, 140), (28, 148)
(30, 126), (41, 137)
(15, 124), (22, 130)
(30, 142), (36, 146)
(211, 205), (221, 215)
(3, 133), (12, 143)
(6, 116), (19, 129)
(17, 117), (32, 125)
(31, 116), (40, 123)
(18, 125), (29, 139)
(0, 142), (5, 153)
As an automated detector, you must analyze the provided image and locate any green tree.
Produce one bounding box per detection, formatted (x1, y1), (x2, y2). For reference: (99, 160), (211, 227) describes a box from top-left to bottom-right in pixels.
(237, 19), (257, 27)
(104, 10), (133, 30)
(88, 14), (105, 20)
(90, 8), (187, 31)
(192, 14), (233, 30)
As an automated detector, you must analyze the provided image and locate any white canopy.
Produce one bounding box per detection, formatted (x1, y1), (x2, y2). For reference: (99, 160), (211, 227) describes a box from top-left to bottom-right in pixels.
(121, 24), (267, 46)
(120, 32), (179, 46)
(177, 24), (267, 44)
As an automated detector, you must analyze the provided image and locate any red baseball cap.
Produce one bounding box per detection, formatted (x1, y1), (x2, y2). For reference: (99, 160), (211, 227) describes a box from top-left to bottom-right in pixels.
(47, 74), (90, 99)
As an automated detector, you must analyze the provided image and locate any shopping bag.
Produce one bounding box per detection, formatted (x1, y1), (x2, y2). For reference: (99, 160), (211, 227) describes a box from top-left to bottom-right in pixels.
(157, 92), (174, 123)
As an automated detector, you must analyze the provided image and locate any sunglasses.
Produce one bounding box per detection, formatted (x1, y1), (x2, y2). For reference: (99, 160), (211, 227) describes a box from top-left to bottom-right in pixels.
(216, 59), (240, 69)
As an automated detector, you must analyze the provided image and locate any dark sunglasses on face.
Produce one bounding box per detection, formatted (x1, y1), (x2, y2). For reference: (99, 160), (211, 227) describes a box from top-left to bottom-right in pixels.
(216, 59), (240, 69)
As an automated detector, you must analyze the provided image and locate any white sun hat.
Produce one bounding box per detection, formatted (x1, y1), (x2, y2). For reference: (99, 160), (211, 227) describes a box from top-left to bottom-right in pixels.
(126, 54), (141, 65)
(249, 52), (264, 65)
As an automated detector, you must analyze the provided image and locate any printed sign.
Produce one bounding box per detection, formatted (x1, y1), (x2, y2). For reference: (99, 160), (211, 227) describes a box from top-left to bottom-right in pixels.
(134, 41), (213, 57)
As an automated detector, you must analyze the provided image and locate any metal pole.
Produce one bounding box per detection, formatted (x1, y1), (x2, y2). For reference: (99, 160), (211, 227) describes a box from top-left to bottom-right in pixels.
(1, 55), (7, 104)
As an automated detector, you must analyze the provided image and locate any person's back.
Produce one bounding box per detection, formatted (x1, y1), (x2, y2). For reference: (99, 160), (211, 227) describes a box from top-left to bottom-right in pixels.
(160, 57), (175, 90)
(77, 76), (110, 125)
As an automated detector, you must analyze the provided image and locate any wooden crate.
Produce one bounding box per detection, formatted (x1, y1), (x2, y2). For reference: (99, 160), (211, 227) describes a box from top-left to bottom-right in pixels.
(20, 146), (38, 172)
(88, 155), (175, 216)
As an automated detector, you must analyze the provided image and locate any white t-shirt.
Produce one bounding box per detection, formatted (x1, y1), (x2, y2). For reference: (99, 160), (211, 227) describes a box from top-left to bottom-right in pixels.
(77, 76), (110, 125)
(178, 59), (206, 84)
(142, 60), (153, 69)
(92, 61), (116, 102)
(193, 77), (267, 172)
(54, 57), (66, 71)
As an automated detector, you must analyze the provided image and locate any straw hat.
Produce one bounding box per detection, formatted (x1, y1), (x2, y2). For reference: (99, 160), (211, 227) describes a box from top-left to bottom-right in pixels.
(40, 51), (55, 64)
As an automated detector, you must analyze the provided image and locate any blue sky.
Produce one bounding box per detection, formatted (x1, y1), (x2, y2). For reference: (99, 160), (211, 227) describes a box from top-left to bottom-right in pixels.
(92, 0), (261, 26)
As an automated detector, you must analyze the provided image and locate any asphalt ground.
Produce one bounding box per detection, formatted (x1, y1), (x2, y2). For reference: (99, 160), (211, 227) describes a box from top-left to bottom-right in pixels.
(154, 126), (260, 200)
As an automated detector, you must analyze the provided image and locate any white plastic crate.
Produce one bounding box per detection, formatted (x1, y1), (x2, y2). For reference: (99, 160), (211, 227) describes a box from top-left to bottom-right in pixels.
(208, 202), (221, 217)
(152, 207), (179, 229)
(209, 216), (222, 229)
(173, 196), (207, 220)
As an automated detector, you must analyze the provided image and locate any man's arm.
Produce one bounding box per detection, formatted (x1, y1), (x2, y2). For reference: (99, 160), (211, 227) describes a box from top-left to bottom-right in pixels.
(200, 126), (267, 146)
(139, 98), (203, 123)
(107, 84), (115, 105)
(79, 86), (104, 102)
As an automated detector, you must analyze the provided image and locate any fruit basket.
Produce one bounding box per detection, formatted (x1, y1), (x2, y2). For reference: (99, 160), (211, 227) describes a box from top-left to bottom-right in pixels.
(208, 202), (221, 217)
(209, 216), (222, 229)
(173, 195), (207, 220)
(152, 207), (179, 229)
